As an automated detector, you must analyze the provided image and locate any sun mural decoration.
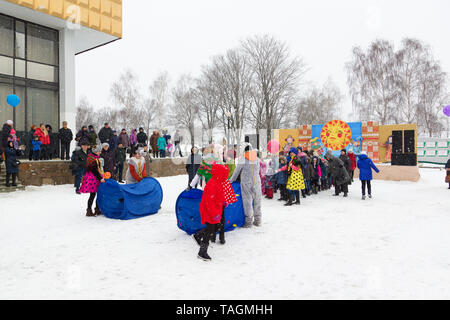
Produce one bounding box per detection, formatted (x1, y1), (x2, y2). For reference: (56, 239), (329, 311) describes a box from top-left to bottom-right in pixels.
(320, 120), (352, 151)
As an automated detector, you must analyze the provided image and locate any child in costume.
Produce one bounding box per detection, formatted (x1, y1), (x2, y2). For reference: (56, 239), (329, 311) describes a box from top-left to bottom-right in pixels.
(193, 164), (236, 261)
(79, 145), (105, 217)
(277, 147), (305, 206)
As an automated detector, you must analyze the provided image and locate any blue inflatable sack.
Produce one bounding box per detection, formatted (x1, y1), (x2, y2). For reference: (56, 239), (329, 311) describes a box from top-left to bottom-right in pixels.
(175, 182), (245, 235)
(97, 178), (163, 220)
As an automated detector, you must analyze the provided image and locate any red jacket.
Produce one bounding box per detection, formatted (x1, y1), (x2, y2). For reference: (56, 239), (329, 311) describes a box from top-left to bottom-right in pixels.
(348, 152), (357, 171)
(34, 128), (50, 145)
(200, 164), (229, 225)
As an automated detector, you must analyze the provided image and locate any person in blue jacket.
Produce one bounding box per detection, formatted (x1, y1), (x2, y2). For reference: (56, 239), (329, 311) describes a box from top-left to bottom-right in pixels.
(357, 151), (380, 200)
(276, 156), (289, 201)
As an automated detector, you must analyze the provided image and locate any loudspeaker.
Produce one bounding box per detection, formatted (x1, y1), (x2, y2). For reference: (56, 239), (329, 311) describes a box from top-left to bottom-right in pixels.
(404, 130), (415, 153)
(392, 130), (403, 154)
(391, 153), (417, 166)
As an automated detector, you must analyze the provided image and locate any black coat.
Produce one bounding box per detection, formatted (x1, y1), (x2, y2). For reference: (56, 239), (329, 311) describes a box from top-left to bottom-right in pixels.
(1, 124), (12, 151)
(101, 148), (116, 174)
(328, 156), (351, 186)
(340, 154), (352, 174)
(137, 132), (148, 145)
(98, 127), (113, 144)
(75, 130), (90, 146)
(46, 126), (57, 156)
(115, 147), (127, 164)
(5, 146), (22, 174)
(58, 128), (73, 144)
(186, 153), (202, 183)
(73, 149), (88, 170)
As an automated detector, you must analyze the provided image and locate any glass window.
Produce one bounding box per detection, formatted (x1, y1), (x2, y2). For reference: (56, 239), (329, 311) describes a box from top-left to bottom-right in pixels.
(0, 15), (14, 56)
(0, 56), (13, 76)
(27, 61), (58, 82)
(27, 24), (58, 66)
(15, 21), (26, 59)
(14, 86), (25, 131)
(15, 59), (25, 78)
(0, 82), (14, 126)
(27, 87), (58, 130)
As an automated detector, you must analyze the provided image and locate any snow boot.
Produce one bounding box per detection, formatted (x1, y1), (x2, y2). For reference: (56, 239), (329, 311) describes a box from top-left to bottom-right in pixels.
(362, 195), (366, 200)
(301, 189), (306, 198)
(86, 208), (96, 217)
(369, 194), (372, 199)
(284, 194), (293, 206)
(294, 191), (301, 205)
(242, 220), (253, 228)
(219, 232), (226, 244)
(192, 233), (202, 246)
(253, 219), (262, 227)
(197, 248), (212, 262)
(343, 193), (348, 197)
(94, 207), (102, 216)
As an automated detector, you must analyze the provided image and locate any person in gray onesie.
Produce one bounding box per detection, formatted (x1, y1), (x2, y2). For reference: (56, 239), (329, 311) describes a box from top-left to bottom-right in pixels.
(229, 146), (262, 228)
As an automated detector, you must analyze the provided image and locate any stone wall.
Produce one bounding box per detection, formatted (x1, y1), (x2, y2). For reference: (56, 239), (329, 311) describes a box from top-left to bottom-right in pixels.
(18, 158), (187, 187)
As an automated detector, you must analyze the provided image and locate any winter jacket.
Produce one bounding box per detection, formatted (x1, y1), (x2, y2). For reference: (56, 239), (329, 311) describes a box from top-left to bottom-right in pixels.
(73, 148), (88, 170)
(149, 132), (159, 152)
(163, 134), (171, 144)
(173, 132), (182, 143)
(446, 159), (450, 170)
(86, 153), (103, 181)
(157, 136), (167, 150)
(88, 130), (98, 146)
(229, 152), (262, 188)
(58, 127), (73, 144)
(340, 154), (352, 174)
(319, 159), (327, 179)
(25, 129), (35, 154)
(32, 140), (42, 151)
(98, 127), (113, 144)
(348, 152), (357, 171)
(186, 151), (202, 183)
(5, 146), (21, 174)
(276, 163), (288, 185)
(46, 126), (57, 156)
(115, 147), (127, 164)
(357, 154), (380, 181)
(75, 129), (90, 146)
(34, 128), (50, 145)
(137, 132), (148, 145)
(110, 135), (119, 150)
(1, 123), (12, 151)
(311, 159), (322, 181)
(101, 148), (116, 174)
(200, 164), (228, 225)
(130, 130), (138, 146)
(327, 155), (351, 186)
(118, 133), (130, 148)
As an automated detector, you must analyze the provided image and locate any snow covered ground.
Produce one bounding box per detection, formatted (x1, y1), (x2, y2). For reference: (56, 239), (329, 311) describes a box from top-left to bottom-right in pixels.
(0, 168), (449, 300)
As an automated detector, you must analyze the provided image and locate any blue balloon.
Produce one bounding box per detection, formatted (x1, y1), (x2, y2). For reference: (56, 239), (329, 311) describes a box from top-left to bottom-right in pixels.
(6, 94), (20, 108)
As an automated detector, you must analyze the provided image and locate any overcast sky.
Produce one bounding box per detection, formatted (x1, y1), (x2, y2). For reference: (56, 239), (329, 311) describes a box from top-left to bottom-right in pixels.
(75, 0), (450, 119)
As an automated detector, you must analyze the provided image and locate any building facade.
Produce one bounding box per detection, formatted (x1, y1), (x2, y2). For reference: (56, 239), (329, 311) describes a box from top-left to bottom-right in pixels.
(0, 0), (122, 136)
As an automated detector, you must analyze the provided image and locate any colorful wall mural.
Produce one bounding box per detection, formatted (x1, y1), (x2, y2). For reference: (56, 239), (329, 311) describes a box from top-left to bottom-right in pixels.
(274, 121), (418, 164)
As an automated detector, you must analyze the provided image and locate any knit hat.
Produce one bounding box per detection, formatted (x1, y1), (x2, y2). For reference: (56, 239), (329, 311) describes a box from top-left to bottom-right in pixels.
(137, 147), (146, 156)
(92, 145), (102, 153)
(6, 120), (13, 125)
(101, 143), (109, 149)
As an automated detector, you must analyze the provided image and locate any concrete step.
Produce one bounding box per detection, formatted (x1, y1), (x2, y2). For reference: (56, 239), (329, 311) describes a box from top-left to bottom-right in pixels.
(0, 185), (26, 193)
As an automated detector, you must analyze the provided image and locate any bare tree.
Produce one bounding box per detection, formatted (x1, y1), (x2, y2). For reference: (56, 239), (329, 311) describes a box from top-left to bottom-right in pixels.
(296, 79), (342, 125)
(171, 75), (199, 147)
(140, 97), (158, 137)
(206, 49), (253, 144)
(195, 67), (221, 144)
(149, 72), (170, 130)
(346, 40), (398, 125)
(110, 69), (141, 130)
(242, 35), (306, 141)
(76, 96), (96, 130)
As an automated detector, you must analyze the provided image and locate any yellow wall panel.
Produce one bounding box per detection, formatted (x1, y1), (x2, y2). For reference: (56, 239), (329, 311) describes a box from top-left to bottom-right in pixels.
(18, 0), (34, 8)
(379, 124), (418, 163)
(34, 0), (49, 11)
(5, 0), (122, 37)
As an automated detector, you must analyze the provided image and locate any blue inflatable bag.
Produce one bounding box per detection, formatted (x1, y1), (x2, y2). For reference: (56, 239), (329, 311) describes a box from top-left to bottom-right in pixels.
(97, 178), (163, 220)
